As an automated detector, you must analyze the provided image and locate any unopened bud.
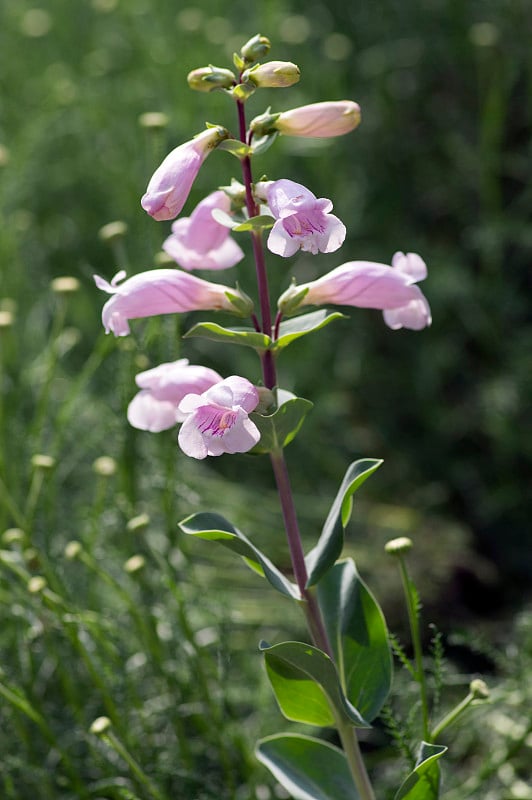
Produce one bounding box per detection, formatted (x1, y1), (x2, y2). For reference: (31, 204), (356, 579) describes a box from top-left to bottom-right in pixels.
(2, 528), (25, 545)
(138, 111), (169, 130)
(249, 110), (281, 138)
(51, 276), (80, 294)
(384, 537), (413, 556)
(0, 144), (10, 167)
(90, 716), (112, 735)
(92, 456), (117, 476)
(154, 250), (175, 267)
(243, 61), (300, 89)
(275, 100), (361, 138)
(124, 554), (145, 574)
(219, 179), (247, 209)
(187, 65), (236, 92)
(64, 540), (82, 560)
(255, 387), (276, 414)
(240, 34), (271, 64)
(28, 576), (47, 594)
(126, 513), (150, 533)
(470, 678), (490, 700)
(0, 310), (14, 328)
(31, 454), (55, 470)
(98, 220), (128, 243)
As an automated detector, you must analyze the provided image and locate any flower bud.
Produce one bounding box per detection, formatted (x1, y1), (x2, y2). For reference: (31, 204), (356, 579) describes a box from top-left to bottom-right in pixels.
(277, 282), (310, 315)
(275, 100), (361, 138)
(64, 540), (82, 560)
(470, 679), (490, 700)
(0, 310), (14, 328)
(249, 110), (281, 138)
(93, 455), (117, 476)
(243, 61), (300, 89)
(187, 65), (236, 92)
(124, 554), (145, 574)
(90, 716), (112, 735)
(127, 513), (150, 532)
(28, 576), (47, 594)
(98, 220), (128, 243)
(51, 276), (80, 294)
(240, 34), (271, 64)
(384, 537), (413, 556)
(138, 112), (169, 130)
(31, 454), (55, 470)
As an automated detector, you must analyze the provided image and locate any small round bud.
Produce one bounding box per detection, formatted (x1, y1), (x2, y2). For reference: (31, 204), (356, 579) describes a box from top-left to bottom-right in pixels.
(470, 679), (490, 700)
(24, 548), (41, 569)
(187, 66), (236, 93)
(126, 513), (150, 533)
(154, 250), (175, 267)
(0, 310), (14, 328)
(98, 220), (128, 243)
(2, 528), (25, 545)
(64, 540), (82, 560)
(31, 454), (55, 470)
(28, 576), (47, 594)
(90, 716), (112, 735)
(51, 276), (80, 294)
(138, 112), (169, 130)
(92, 456), (117, 476)
(384, 537), (413, 556)
(243, 61), (300, 89)
(277, 282), (309, 316)
(0, 144), (10, 167)
(124, 554), (145, 574)
(240, 34), (271, 64)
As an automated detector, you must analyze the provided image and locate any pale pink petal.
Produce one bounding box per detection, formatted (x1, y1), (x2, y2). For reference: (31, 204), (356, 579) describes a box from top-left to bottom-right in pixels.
(178, 416), (209, 459)
(392, 251), (427, 282)
(383, 294), (432, 330)
(267, 220), (301, 257)
(315, 214), (346, 254)
(223, 375), (260, 412)
(127, 391), (179, 432)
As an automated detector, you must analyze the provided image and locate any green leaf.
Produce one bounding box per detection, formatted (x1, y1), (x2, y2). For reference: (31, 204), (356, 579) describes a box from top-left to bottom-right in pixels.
(273, 310), (346, 353)
(317, 559), (392, 721)
(256, 733), (360, 800)
(233, 214), (275, 232)
(261, 641), (369, 728)
(250, 391), (313, 453)
(183, 322), (271, 351)
(217, 138), (253, 158)
(211, 207), (240, 229)
(394, 742), (448, 800)
(179, 512), (299, 599)
(251, 131), (278, 155)
(306, 459), (383, 587)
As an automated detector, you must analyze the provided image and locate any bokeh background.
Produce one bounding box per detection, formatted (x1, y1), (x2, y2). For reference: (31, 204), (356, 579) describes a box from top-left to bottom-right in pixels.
(0, 1), (530, 798)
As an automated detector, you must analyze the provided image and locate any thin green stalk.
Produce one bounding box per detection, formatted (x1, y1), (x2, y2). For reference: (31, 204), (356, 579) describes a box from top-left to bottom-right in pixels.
(430, 690), (476, 741)
(397, 556), (430, 741)
(101, 729), (167, 800)
(336, 718), (377, 800)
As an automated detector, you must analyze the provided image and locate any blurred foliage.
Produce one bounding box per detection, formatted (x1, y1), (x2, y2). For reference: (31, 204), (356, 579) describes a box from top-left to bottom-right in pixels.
(0, 0), (531, 797)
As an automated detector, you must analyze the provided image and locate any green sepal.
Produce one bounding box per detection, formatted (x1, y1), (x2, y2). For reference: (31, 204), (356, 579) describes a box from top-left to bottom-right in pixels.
(306, 459), (383, 587)
(183, 322), (271, 351)
(317, 559), (392, 722)
(394, 742), (448, 800)
(260, 640), (370, 728)
(256, 734), (361, 800)
(231, 81), (256, 101)
(217, 138), (253, 158)
(250, 390), (313, 453)
(251, 131), (279, 155)
(272, 310), (346, 353)
(179, 512), (299, 599)
(233, 52), (246, 71)
(211, 208), (241, 229)
(233, 214), (275, 232)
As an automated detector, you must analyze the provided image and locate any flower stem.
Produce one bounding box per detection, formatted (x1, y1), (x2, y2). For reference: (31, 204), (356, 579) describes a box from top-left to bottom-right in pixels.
(336, 719), (377, 800)
(398, 556), (430, 741)
(431, 690), (475, 741)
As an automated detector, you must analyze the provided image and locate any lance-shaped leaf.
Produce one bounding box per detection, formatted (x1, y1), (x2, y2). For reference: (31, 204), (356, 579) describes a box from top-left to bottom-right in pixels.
(317, 559), (392, 721)
(217, 138), (253, 158)
(272, 310), (346, 353)
(256, 733), (360, 800)
(260, 640), (369, 728)
(306, 459), (383, 587)
(250, 391), (313, 453)
(179, 512), (299, 599)
(233, 214), (275, 232)
(394, 742), (447, 800)
(184, 322), (271, 351)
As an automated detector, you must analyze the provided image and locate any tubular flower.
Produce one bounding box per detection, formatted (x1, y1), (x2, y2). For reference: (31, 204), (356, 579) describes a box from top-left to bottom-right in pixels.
(266, 179), (346, 257)
(275, 101), (361, 138)
(162, 190), (244, 271)
(178, 376), (260, 459)
(94, 269), (243, 336)
(127, 359), (223, 432)
(141, 127), (228, 221)
(279, 252), (431, 330)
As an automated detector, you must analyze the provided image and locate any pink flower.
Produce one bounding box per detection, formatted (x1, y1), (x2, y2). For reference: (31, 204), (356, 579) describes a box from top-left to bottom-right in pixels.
(280, 251), (431, 330)
(266, 179), (346, 257)
(141, 127), (227, 221)
(94, 269), (240, 336)
(275, 101), (361, 138)
(162, 190), (244, 271)
(178, 376), (260, 459)
(127, 359), (223, 432)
